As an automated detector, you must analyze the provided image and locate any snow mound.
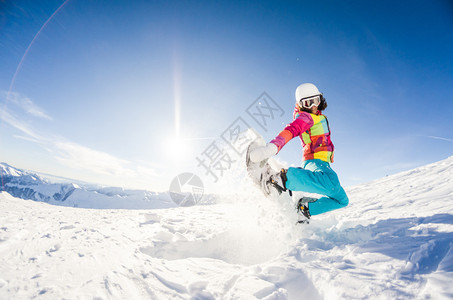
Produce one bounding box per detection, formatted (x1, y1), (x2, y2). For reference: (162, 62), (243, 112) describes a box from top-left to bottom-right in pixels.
(0, 157), (452, 299)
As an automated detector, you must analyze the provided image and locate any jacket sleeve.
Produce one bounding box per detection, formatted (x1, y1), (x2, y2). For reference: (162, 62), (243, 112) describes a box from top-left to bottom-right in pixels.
(270, 112), (313, 152)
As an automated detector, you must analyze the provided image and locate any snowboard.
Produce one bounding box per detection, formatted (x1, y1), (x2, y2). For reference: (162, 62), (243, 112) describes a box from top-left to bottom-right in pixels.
(245, 133), (270, 195)
(245, 130), (312, 224)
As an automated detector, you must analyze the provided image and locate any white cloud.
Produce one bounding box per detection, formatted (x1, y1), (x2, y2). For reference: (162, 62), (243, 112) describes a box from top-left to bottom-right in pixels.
(1, 91), (161, 189)
(5, 91), (52, 120)
(0, 109), (46, 141)
(53, 141), (135, 177)
(427, 136), (453, 143)
(136, 165), (159, 178)
(50, 141), (161, 189)
(12, 134), (45, 144)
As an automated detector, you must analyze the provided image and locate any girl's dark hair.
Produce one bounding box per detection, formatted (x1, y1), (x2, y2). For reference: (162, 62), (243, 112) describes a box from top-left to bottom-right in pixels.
(318, 95), (328, 111)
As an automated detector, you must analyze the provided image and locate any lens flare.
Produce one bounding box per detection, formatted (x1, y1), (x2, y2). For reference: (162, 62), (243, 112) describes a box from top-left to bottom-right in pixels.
(164, 135), (190, 161)
(173, 48), (181, 138)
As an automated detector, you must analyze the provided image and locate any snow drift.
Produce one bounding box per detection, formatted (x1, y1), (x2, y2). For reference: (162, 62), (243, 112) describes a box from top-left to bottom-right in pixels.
(1, 157), (453, 299)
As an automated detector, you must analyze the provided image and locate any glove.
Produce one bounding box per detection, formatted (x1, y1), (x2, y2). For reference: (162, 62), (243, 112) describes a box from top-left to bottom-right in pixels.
(249, 143), (278, 163)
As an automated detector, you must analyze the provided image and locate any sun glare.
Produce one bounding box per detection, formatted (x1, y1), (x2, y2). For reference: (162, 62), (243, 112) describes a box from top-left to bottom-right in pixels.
(164, 135), (191, 161)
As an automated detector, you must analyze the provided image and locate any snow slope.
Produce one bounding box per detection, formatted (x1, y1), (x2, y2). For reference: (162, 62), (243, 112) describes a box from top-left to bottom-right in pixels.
(1, 157), (453, 299)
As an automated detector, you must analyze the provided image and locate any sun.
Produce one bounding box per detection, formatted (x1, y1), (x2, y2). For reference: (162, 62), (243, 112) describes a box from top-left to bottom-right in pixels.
(164, 135), (191, 161)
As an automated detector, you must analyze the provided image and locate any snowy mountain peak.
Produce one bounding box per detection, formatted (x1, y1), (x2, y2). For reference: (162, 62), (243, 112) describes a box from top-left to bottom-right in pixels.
(0, 162), (30, 177)
(0, 162), (175, 209)
(1, 162), (45, 185)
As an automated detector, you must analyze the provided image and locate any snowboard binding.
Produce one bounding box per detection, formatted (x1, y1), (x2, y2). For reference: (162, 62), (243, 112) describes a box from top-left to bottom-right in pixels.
(296, 197), (315, 224)
(269, 168), (292, 196)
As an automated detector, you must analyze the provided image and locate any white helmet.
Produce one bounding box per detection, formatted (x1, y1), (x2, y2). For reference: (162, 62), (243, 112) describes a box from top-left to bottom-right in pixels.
(295, 83), (321, 103)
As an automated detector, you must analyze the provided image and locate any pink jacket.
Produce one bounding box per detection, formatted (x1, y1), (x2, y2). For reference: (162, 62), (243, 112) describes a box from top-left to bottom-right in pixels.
(270, 106), (334, 163)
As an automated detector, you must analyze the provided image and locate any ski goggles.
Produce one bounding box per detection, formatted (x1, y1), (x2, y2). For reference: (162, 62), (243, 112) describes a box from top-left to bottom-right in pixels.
(299, 95), (321, 109)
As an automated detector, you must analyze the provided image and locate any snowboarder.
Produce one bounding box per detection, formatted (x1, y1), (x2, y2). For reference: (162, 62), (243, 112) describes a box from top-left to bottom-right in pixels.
(248, 83), (349, 222)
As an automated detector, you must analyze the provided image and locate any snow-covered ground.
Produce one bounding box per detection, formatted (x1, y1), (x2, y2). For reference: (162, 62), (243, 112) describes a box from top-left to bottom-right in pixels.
(1, 157), (453, 299)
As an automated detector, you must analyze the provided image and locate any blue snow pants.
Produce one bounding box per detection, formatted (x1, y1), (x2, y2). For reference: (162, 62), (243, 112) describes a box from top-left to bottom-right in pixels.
(286, 159), (349, 216)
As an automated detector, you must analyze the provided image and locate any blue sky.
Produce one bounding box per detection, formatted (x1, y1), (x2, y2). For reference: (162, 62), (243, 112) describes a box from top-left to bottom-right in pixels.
(1, 0), (452, 192)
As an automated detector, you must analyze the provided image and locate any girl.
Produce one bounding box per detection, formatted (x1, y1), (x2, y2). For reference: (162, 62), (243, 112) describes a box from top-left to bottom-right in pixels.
(249, 83), (349, 222)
